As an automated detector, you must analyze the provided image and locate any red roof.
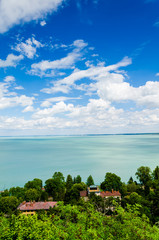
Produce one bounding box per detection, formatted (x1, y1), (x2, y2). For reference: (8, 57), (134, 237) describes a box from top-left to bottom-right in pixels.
(17, 201), (57, 211)
(100, 190), (121, 198)
(80, 190), (88, 197)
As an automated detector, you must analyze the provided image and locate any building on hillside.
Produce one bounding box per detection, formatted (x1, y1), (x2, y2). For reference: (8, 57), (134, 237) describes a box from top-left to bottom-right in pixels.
(17, 201), (57, 215)
(87, 185), (100, 195)
(80, 190), (88, 201)
(100, 190), (121, 200)
(80, 188), (121, 200)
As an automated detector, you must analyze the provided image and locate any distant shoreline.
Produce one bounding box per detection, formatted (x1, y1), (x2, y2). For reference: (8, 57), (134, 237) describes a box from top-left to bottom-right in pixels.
(0, 132), (159, 138)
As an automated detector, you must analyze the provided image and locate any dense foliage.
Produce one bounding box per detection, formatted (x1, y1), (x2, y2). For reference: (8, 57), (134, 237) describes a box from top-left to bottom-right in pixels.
(1, 202), (159, 240)
(0, 166), (159, 239)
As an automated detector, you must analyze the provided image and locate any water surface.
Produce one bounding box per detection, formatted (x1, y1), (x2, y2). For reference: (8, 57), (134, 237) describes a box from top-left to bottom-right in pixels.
(0, 135), (159, 190)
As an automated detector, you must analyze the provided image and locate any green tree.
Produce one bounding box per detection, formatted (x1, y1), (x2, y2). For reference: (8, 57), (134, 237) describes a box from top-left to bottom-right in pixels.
(40, 191), (48, 201)
(25, 188), (41, 201)
(45, 172), (65, 201)
(44, 179), (54, 196)
(101, 172), (122, 191)
(152, 166), (159, 189)
(24, 178), (42, 190)
(75, 175), (82, 183)
(52, 172), (65, 182)
(66, 174), (73, 190)
(127, 182), (139, 193)
(153, 166), (159, 181)
(151, 166), (159, 222)
(120, 182), (127, 197)
(135, 166), (152, 195)
(65, 182), (87, 203)
(9, 187), (25, 199)
(1, 202), (159, 239)
(0, 196), (19, 214)
(128, 176), (134, 184)
(86, 175), (94, 186)
(0, 189), (9, 197)
(128, 192), (142, 205)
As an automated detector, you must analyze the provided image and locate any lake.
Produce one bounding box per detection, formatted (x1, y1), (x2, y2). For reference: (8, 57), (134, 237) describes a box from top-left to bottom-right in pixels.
(0, 134), (159, 190)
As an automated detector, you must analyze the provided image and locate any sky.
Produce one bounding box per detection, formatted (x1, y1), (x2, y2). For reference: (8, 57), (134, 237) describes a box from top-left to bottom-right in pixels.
(0, 0), (159, 135)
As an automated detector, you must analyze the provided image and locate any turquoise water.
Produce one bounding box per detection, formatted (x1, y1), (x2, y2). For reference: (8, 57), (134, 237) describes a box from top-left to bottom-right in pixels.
(0, 135), (159, 190)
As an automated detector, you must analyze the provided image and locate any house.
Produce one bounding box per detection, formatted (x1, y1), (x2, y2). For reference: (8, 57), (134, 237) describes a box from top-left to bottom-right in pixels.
(80, 190), (88, 201)
(100, 190), (121, 200)
(87, 185), (100, 195)
(80, 188), (121, 200)
(17, 201), (57, 215)
(79, 185), (100, 201)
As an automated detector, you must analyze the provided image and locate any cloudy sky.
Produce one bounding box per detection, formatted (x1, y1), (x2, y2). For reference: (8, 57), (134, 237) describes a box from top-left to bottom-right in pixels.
(0, 0), (159, 135)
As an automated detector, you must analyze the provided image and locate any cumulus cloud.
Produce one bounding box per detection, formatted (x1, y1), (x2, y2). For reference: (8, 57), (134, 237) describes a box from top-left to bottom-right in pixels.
(30, 39), (88, 76)
(97, 80), (159, 108)
(2, 95), (157, 134)
(41, 55), (159, 109)
(0, 54), (24, 68)
(0, 0), (65, 33)
(29, 98), (125, 132)
(1, 36), (159, 134)
(41, 96), (81, 107)
(0, 76), (34, 110)
(1, 95), (159, 134)
(22, 106), (34, 112)
(13, 37), (43, 59)
(33, 101), (74, 118)
(41, 56), (131, 94)
(58, 56), (131, 85)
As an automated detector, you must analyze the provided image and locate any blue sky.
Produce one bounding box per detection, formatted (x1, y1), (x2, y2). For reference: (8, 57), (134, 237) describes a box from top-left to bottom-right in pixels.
(0, 0), (159, 135)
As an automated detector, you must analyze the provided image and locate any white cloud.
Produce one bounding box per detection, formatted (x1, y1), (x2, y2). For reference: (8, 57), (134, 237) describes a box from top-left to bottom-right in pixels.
(4, 76), (15, 83)
(59, 56), (131, 85)
(22, 106), (34, 112)
(0, 95), (34, 110)
(0, 76), (34, 109)
(72, 39), (88, 49)
(33, 101), (74, 118)
(40, 20), (47, 26)
(41, 56), (131, 94)
(41, 55), (159, 109)
(14, 37), (43, 59)
(1, 37), (159, 134)
(14, 86), (24, 90)
(30, 39), (88, 76)
(41, 96), (81, 107)
(92, 53), (99, 57)
(97, 81), (159, 108)
(1, 98), (159, 134)
(0, 0), (65, 33)
(0, 54), (23, 68)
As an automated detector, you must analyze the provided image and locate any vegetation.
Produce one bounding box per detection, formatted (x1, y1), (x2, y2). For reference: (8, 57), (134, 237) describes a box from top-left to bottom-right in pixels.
(0, 202), (159, 239)
(0, 165), (159, 239)
(101, 172), (122, 191)
(86, 175), (94, 186)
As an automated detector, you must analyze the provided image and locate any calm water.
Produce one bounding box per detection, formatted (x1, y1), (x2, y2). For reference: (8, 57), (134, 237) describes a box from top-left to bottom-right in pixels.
(0, 135), (159, 190)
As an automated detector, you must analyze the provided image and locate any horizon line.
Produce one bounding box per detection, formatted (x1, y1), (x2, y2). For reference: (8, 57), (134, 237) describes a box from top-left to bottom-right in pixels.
(0, 132), (159, 138)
